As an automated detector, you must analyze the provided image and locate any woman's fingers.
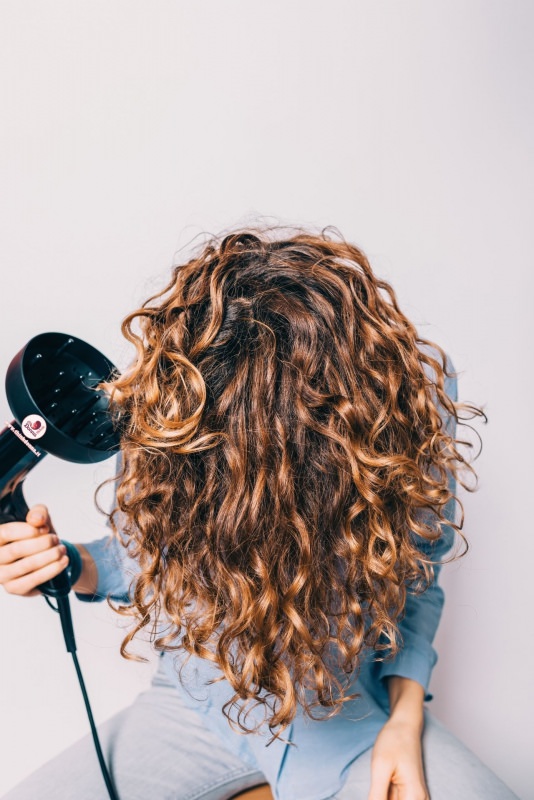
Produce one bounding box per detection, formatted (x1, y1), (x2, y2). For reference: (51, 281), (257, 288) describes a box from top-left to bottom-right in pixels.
(369, 762), (428, 799)
(368, 760), (392, 800)
(0, 520), (48, 546)
(2, 551), (69, 596)
(26, 504), (53, 531)
(0, 532), (59, 565)
(0, 543), (67, 584)
(370, 777), (428, 800)
(0, 504), (62, 597)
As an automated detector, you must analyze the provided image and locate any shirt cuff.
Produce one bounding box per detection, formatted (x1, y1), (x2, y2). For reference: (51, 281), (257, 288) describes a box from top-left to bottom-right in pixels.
(375, 631), (438, 702)
(74, 535), (133, 604)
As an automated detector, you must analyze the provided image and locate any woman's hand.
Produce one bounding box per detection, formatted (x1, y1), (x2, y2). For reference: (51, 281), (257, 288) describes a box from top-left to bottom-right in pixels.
(368, 675), (429, 800)
(0, 505), (68, 597)
(368, 717), (429, 800)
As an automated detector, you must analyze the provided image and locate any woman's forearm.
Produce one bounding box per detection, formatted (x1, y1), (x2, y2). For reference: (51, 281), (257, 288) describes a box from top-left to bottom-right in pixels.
(385, 676), (425, 733)
(370, 676), (428, 798)
(71, 543), (99, 596)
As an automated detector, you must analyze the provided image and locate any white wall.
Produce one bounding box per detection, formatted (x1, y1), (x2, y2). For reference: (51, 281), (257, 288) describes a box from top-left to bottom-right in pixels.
(0, 2), (532, 798)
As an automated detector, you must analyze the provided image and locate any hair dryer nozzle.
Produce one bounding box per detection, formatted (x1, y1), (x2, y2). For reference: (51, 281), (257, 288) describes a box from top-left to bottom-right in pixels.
(5, 332), (120, 465)
(1, 332), (121, 526)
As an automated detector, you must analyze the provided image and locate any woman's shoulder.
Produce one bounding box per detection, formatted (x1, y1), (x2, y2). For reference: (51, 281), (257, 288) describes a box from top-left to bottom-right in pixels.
(417, 340), (458, 403)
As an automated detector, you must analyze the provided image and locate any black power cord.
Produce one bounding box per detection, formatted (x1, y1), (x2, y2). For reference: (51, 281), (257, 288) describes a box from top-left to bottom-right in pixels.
(71, 649), (120, 800)
(0, 485), (120, 799)
(43, 594), (120, 800)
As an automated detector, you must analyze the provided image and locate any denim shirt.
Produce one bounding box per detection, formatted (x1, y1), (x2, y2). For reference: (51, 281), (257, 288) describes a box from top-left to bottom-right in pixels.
(78, 349), (458, 800)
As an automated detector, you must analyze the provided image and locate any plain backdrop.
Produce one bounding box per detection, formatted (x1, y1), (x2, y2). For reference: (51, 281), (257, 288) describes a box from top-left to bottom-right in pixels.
(0, 2), (533, 798)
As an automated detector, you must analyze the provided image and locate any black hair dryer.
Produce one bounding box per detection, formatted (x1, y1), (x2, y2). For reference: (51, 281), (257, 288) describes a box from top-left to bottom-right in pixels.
(0, 332), (122, 800)
(0, 332), (120, 605)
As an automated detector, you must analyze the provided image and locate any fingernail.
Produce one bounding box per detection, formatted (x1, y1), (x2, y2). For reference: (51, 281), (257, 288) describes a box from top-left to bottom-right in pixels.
(58, 544), (67, 555)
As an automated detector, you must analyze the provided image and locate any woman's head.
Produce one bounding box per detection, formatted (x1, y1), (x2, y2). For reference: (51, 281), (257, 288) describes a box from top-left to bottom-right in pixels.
(105, 223), (483, 736)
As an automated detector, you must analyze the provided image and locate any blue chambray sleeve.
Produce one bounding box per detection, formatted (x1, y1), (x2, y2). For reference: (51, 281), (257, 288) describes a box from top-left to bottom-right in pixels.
(74, 531), (138, 605)
(375, 352), (458, 701)
(75, 460), (139, 605)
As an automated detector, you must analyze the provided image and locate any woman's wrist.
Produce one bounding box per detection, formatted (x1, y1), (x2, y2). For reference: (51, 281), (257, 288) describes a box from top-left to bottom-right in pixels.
(385, 675), (425, 732)
(59, 541), (98, 595)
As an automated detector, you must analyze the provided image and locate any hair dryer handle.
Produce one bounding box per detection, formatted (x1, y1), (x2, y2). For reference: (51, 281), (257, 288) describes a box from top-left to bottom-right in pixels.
(0, 482), (71, 599)
(0, 481), (31, 524)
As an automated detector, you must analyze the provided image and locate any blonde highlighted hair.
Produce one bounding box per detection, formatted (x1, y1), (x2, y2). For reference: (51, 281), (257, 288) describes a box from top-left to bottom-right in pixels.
(103, 223), (484, 738)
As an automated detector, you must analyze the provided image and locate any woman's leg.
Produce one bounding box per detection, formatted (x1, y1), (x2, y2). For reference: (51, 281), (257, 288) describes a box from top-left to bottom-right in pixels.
(335, 708), (519, 799)
(1, 660), (265, 800)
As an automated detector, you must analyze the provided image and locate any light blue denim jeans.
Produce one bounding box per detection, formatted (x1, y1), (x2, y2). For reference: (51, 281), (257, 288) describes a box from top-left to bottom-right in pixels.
(2, 657), (519, 800)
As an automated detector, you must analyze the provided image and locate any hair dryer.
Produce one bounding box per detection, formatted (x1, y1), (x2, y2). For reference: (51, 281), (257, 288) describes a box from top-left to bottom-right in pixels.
(0, 331), (119, 623)
(0, 332), (121, 800)
(0, 330), (119, 516)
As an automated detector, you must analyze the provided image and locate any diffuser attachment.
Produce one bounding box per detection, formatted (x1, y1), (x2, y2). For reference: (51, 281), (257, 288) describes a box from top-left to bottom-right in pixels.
(6, 331), (120, 463)
(1, 332), (120, 523)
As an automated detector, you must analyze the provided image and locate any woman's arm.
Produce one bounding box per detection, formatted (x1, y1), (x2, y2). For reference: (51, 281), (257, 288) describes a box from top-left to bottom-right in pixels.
(67, 522), (138, 605)
(367, 354), (459, 799)
(0, 504), (132, 605)
(368, 676), (428, 800)
(375, 358), (458, 700)
(70, 543), (98, 596)
(386, 676), (425, 732)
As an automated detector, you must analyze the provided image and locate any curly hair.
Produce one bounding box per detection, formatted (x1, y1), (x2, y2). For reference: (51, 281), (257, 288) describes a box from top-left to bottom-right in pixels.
(103, 223), (485, 738)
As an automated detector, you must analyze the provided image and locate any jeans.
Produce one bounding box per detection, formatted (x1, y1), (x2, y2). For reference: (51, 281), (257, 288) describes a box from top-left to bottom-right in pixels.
(2, 657), (519, 800)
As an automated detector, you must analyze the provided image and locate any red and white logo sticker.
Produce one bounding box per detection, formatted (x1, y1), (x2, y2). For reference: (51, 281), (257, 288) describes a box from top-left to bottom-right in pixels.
(22, 414), (47, 440)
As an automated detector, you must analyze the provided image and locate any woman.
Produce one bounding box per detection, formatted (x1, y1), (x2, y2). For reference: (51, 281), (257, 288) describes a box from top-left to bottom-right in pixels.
(0, 226), (518, 799)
